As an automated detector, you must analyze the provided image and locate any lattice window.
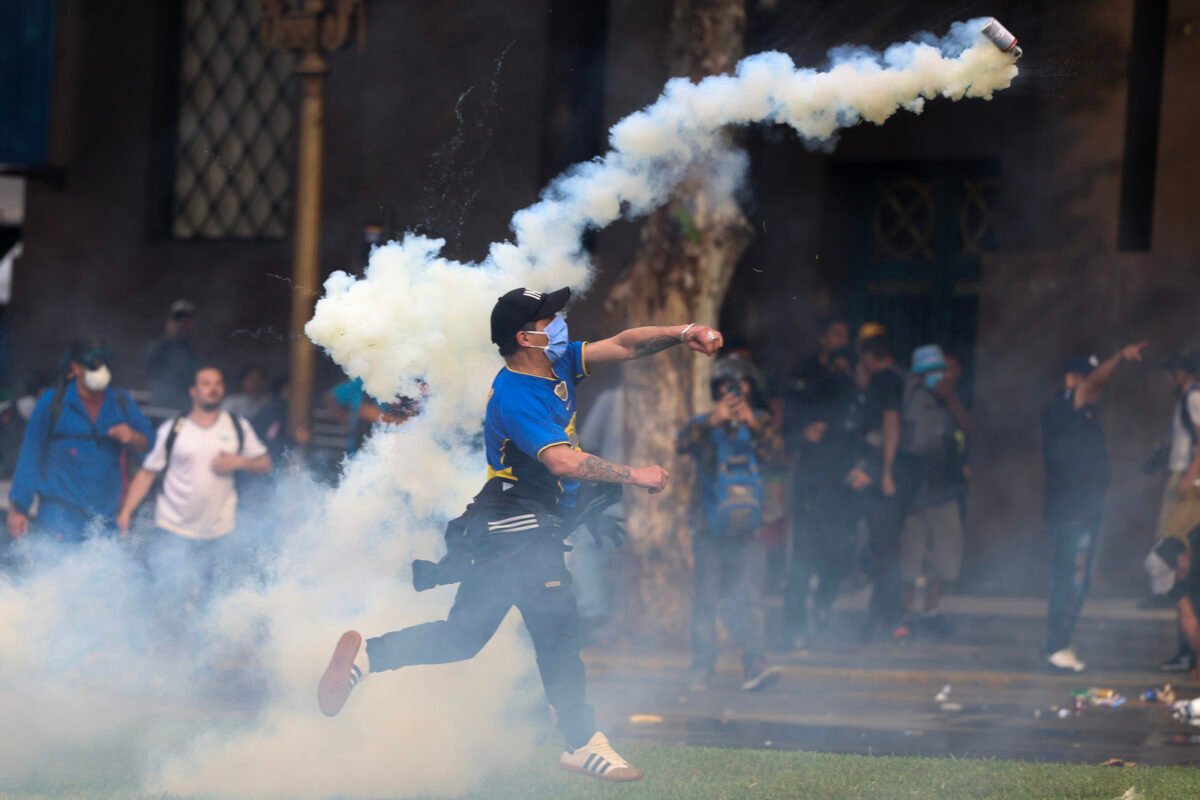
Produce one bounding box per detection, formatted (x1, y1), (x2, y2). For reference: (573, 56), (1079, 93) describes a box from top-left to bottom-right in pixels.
(872, 179), (935, 260)
(959, 178), (997, 256)
(171, 0), (294, 239)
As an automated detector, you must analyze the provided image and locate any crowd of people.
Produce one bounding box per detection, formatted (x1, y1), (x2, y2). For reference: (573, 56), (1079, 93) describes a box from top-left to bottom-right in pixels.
(680, 319), (979, 685)
(0, 301), (331, 611)
(2, 297), (1197, 688)
(688, 320), (1200, 684)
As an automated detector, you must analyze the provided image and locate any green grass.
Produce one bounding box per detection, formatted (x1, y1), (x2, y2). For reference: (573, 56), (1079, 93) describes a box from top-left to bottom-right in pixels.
(3, 745), (1199, 799)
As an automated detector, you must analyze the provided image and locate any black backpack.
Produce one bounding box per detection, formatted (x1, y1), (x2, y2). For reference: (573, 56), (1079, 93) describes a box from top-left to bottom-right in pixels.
(39, 381), (132, 478)
(157, 410), (246, 483)
(1180, 388), (1199, 446)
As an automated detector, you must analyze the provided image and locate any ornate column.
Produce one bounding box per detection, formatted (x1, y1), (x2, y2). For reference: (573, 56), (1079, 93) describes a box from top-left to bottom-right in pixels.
(260, 0), (365, 436)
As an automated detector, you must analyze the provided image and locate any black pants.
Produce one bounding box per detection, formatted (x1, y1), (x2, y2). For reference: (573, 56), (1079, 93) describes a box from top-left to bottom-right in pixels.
(691, 531), (767, 674)
(1045, 517), (1100, 654)
(367, 544), (595, 749)
(784, 479), (858, 637)
(865, 460), (921, 630)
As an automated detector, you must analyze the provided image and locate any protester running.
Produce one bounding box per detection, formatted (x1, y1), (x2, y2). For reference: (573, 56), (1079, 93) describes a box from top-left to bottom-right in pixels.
(317, 286), (723, 782)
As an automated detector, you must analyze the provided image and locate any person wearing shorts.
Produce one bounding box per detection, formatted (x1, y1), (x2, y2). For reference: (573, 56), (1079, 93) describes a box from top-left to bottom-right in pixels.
(900, 499), (963, 630)
(898, 346), (972, 634)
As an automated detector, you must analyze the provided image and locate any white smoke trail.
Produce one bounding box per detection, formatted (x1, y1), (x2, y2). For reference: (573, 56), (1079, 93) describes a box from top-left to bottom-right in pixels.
(0, 19), (1018, 799)
(307, 18), (1017, 408)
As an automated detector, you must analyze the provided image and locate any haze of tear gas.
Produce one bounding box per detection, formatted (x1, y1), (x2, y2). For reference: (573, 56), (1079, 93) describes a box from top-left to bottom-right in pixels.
(0, 19), (1018, 800)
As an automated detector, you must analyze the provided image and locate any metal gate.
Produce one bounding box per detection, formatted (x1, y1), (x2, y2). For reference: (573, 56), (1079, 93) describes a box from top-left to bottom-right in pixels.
(835, 160), (998, 401)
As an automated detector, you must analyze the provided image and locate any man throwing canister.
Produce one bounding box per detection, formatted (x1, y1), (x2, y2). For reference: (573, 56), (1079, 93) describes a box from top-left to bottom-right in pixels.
(317, 287), (723, 782)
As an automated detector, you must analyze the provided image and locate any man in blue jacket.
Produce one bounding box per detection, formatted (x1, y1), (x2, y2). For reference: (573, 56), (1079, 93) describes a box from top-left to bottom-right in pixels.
(7, 337), (154, 542)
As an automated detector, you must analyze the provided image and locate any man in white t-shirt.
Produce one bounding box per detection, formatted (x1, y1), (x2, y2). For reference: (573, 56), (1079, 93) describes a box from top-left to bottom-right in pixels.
(119, 366), (271, 602)
(1161, 357), (1200, 513)
(1153, 353), (1200, 671)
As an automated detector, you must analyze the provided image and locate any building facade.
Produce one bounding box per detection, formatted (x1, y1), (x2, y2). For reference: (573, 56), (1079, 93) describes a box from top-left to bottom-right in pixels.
(6, 0), (1199, 592)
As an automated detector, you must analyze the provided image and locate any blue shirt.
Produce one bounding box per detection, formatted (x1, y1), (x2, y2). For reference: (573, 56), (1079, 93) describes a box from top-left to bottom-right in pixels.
(483, 341), (589, 511)
(10, 382), (155, 518)
(330, 378), (366, 452)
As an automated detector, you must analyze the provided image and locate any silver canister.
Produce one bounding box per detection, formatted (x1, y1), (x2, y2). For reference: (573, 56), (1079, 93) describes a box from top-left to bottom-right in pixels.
(980, 18), (1023, 60)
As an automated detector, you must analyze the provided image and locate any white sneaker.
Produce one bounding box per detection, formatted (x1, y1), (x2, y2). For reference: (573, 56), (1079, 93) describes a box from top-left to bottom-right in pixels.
(1045, 647), (1086, 673)
(318, 630), (370, 716)
(559, 732), (644, 782)
(741, 664), (782, 692)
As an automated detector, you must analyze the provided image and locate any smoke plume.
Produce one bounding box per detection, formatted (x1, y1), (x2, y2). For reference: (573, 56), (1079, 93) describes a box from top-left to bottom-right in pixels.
(0, 20), (1017, 798)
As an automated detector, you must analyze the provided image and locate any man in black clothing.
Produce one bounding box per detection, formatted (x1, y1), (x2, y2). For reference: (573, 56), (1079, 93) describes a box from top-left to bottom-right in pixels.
(851, 336), (921, 639)
(1041, 342), (1146, 672)
(788, 319), (853, 426)
(782, 319), (857, 640)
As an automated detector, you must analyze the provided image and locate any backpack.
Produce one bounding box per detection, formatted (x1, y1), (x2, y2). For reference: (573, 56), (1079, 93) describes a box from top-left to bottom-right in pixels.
(900, 373), (951, 458)
(158, 410), (245, 482)
(39, 381), (132, 478)
(1180, 387), (1199, 447)
(706, 423), (764, 537)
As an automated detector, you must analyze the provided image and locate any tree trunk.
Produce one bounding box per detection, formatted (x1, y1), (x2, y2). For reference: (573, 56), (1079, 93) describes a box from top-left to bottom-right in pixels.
(608, 0), (753, 643)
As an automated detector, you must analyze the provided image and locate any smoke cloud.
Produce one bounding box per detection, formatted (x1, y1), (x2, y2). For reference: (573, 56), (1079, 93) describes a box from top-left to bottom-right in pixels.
(0, 20), (1017, 798)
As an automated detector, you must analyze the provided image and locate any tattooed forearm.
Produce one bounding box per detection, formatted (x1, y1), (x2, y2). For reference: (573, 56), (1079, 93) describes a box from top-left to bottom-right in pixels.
(575, 455), (633, 484)
(632, 334), (680, 358)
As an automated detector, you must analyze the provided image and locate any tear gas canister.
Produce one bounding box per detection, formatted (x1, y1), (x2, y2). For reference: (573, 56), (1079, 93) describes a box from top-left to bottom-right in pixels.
(981, 18), (1022, 60)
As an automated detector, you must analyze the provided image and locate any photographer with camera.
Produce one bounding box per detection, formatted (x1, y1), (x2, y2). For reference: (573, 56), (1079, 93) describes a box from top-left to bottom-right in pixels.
(678, 356), (782, 692)
(316, 287), (723, 783)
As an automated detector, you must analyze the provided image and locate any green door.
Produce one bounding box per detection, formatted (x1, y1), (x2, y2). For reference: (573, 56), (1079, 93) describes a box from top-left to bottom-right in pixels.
(836, 160), (998, 401)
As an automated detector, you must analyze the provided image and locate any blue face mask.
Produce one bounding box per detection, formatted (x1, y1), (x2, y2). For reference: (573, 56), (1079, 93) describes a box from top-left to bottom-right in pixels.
(924, 371), (945, 390)
(525, 314), (569, 365)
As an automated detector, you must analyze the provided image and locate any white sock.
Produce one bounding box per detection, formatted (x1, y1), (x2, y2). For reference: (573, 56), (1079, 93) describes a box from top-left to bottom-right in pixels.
(354, 640), (370, 676)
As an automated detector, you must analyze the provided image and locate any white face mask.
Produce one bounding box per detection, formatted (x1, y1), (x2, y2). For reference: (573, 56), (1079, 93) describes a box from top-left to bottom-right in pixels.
(83, 364), (112, 392)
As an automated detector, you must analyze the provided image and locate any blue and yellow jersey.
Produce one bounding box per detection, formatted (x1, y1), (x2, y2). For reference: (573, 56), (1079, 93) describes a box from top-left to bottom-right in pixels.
(483, 340), (589, 512)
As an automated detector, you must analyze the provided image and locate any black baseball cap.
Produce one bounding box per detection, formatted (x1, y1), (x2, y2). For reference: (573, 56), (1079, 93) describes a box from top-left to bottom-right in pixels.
(1163, 352), (1200, 375)
(68, 335), (114, 370)
(490, 287), (571, 354)
(1064, 354), (1099, 376)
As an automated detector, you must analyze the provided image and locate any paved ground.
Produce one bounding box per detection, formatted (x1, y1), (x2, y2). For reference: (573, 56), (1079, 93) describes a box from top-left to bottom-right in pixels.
(582, 590), (1200, 766)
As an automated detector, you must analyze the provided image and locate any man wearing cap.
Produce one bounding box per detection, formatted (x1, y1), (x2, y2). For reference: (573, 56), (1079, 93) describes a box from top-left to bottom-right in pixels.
(146, 299), (200, 409)
(1146, 529), (1200, 680)
(7, 336), (154, 543)
(1040, 341), (1147, 672)
(899, 345), (973, 632)
(316, 286), (723, 782)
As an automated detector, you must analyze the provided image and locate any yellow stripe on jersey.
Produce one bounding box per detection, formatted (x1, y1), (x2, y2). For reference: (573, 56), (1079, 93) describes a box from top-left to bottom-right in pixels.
(488, 465), (516, 481)
(488, 438), (517, 481)
(537, 441), (572, 459)
(565, 411), (580, 450)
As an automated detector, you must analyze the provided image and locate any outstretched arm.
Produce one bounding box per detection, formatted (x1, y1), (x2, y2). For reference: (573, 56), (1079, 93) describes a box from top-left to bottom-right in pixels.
(585, 323), (723, 368)
(539, 444), (669, 492)
(1076, 341), (1147, 408)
